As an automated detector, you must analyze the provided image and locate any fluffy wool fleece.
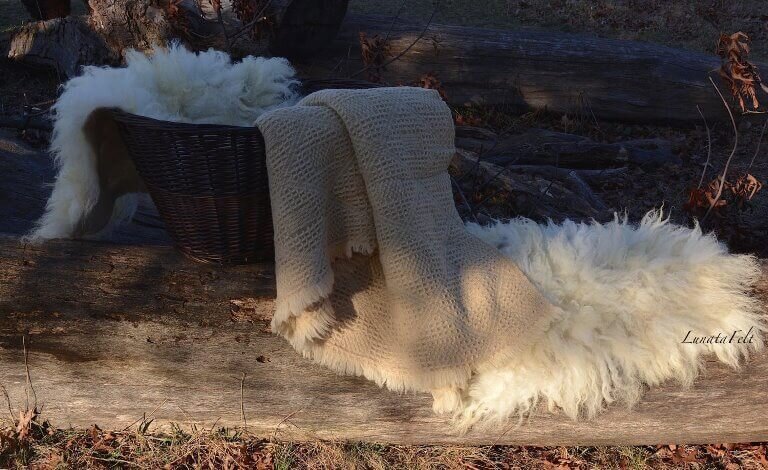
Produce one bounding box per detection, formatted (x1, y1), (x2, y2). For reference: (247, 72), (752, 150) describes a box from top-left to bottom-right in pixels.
(445, 210), (765, 431)
(28, 44), (299, 241)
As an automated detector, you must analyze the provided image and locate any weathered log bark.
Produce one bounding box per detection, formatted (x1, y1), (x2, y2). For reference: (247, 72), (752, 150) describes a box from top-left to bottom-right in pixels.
(0, 114), (53, 131)
(86, 0), (206, 53)
(7, 16), (117, 78)
(0, 236), (766, 445)
(1, 124), (767, 445)
(456, 127), (679, 168)
(302, 14), (768, 123)
(450, 149), (612, 222)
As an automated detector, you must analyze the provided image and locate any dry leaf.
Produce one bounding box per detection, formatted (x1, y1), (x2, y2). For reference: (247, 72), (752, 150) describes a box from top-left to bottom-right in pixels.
(415, 72), (448, 101)
(359, 32), (392, 83)
(717, 32), (766, 112)
(15, 408), (37, 443)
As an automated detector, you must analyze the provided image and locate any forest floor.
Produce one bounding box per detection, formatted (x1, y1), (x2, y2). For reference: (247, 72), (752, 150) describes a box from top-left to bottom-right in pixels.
(4, 423), (768, 469)
(1, 0), (768, 469)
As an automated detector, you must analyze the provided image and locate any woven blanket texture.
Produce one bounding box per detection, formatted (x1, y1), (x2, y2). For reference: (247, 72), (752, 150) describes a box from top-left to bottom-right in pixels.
(256, 87), (766, 431)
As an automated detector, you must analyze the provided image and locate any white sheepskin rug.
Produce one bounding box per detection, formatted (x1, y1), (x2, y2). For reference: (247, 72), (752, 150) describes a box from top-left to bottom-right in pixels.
(450, 210), (765, 432)
(28, 44), (299, 241)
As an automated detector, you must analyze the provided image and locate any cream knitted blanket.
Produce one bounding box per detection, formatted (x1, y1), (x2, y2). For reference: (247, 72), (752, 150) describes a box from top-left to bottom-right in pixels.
(257, 86), (765, 431)
(256, 86), (559, 404)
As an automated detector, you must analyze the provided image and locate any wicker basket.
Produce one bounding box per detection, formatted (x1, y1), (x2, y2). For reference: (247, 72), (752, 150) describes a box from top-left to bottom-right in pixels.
(111, 78), (381, 265)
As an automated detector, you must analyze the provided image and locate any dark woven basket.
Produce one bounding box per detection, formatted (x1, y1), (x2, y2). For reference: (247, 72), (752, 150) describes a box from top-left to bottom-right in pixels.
(111, 78), (381, 265)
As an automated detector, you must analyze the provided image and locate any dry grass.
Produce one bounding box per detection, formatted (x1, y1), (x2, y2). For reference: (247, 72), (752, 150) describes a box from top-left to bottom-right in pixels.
(4, 419), (768, 469)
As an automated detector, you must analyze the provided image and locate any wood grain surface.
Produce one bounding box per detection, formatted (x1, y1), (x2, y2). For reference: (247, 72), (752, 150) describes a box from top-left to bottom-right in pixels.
(0, 237), (766, 445)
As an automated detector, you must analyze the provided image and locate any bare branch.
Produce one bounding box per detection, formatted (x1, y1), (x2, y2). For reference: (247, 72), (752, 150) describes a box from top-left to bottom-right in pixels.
(702, 77), (739, 224)
(451, 175), (478, 223)
(696, 105), (712, 189)
(748, 117), (768, 170)
(350, 1), (440, 79)
(229, 0), (274, 41)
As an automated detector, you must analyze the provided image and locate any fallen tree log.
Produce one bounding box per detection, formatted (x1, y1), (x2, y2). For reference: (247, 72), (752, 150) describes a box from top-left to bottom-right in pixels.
(303, 14), (768, 123)
(450, 149), (613, 222)
(0, 114), (53, 131)
(9, 3), (765, 124)
(456, 127), (679, 168)
(0, 236), (767, 445)
(1, 116), (766, 445)
(7, 16), (118, 78)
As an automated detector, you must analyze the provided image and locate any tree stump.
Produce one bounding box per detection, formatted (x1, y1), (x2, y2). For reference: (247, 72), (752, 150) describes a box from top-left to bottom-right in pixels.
(7, 16), (117, 78)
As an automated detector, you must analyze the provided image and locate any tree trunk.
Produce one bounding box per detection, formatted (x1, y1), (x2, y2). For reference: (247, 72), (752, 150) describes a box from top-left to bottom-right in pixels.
(7, 1), (195, 79)
(7, 16), (118, 78)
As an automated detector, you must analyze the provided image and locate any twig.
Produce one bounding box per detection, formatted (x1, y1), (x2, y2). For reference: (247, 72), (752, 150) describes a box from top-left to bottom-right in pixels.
(748, 116), (768, 170)
(702, 76), (739, 224)
(456, 135), (502, 184)
(214, 5), (232, 52)
(272, 408), (302, 441)
(470, 162), (520, 209)
(240, 372), (247, 432)
(506, 165), (607, 211)
(696, 105), (712, 189)
(0, 384), (14, 423)
(451, 176), (478, 223)
(88, 456), (140, 467)
(541, 128), (563, 202)
(228, 0), (274, 41)
(23, 336), (37, 413)
(120, 398), (169, 432)
(206, 417), (221, 434)
(383, 0), (409, 44)
(350, 0), (441, 79)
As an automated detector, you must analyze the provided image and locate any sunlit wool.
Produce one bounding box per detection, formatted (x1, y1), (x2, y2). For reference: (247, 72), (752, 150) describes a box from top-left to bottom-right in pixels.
(454, 210), (765, 432)
(27, 44), (299, 241)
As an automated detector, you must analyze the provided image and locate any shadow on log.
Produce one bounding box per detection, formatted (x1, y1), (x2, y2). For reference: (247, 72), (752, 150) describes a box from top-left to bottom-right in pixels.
(0, 127), (766, 445)
(303, 14), (768, 123)
(456, 127), (680, 169)
(7, 2), (767, 125)
(0, 236), (766, 444)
